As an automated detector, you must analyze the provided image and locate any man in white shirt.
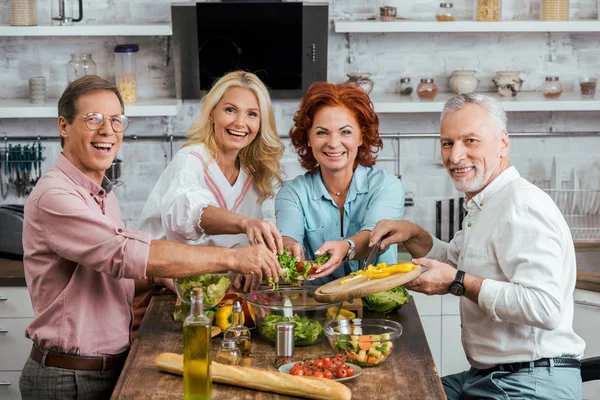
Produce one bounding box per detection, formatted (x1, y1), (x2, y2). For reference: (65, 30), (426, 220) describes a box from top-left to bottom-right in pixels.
(370, 93), (585, 399)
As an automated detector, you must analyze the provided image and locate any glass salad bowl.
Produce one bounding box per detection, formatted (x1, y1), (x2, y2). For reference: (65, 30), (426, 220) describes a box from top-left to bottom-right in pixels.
(173, 272), (234, 307)
(324, 318), (403, 367)
(245, 287), (342, 347)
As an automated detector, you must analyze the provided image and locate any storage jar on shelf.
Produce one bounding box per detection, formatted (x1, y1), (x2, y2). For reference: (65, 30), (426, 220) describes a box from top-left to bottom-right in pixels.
(541, 0), (569, 21)
(436, 2), (455, 21)
(10, 0), (37, 26)
(417, 78), (438, 100)
(449, 70), (479, 94)
(66, 53), (97, 84)
(114, 44), (139, 103)
(397, 78), (413, 96)
(474, 0), (501, 21)
(492, 71), (523, 97)
(541, 76), (562, 99)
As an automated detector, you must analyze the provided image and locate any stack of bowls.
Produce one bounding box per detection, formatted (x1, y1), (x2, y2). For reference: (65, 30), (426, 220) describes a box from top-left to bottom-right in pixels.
(541, 0), (569, 21)
(10, 0), (37, 26)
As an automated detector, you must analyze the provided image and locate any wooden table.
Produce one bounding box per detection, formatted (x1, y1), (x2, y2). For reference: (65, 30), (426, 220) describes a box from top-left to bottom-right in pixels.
(111, 295), (445, 400)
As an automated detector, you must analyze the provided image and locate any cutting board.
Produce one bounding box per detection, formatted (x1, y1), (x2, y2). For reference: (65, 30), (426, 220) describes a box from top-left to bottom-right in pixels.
(313, 265), (422, 303)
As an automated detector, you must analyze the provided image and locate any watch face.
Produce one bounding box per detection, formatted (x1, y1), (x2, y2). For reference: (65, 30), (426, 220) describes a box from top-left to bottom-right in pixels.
(449, 283), (465, 296)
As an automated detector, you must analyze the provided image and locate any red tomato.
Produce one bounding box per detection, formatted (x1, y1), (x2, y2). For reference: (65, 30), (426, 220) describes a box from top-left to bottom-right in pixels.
(322, 359), (332, 369)
(296, 261), (304, 273)
(304, 369), (313, 377)
(309, 266), (318, 274)
(289, 366), (301, 375)
(313, 359), (324, 369)
(313, 371), (324, 378)
(345, 366), (354, 377)
(322, 356), (331, 364)
(323, 370), (333, 379)
(336, 366), (348, 378)
(295, 369), (304, 376)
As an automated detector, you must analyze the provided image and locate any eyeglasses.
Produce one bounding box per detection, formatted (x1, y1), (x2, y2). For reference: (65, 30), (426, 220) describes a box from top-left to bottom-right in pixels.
(80, 112), (130, 133)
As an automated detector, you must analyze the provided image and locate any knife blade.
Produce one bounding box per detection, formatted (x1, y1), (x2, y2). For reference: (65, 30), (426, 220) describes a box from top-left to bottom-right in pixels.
(363, 238), (382, 271)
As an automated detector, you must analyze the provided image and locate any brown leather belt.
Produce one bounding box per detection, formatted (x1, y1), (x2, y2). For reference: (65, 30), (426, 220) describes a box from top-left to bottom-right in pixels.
(30, 345), (128, 371)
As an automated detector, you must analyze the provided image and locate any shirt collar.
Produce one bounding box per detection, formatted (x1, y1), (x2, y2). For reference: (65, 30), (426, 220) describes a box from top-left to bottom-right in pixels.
(55, 153), (112, 197)
(467, 166), (519, 210)
(310, 165), (369, 201)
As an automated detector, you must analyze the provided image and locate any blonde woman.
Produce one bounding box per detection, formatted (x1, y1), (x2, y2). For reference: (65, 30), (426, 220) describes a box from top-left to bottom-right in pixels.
(139, 71), (285, 291)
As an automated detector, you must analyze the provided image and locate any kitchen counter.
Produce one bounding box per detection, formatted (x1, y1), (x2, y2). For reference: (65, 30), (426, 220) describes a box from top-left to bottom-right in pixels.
(575, 245), (600, 292)
(0, 257), (25, 286)
(111, 295), (445, 399)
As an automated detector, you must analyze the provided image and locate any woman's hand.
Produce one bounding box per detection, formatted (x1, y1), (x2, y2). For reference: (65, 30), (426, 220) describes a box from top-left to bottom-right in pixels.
(282, 236), (305, 261)
(308, 240), (350, 280)
(242, 218), (284, 254)
(231, 273), (262, 293)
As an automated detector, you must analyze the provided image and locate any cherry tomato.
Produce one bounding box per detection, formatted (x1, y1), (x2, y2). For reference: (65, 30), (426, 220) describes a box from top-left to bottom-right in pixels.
(304, 369), (313, 377)
(289, 366), (301, 375)
(313, 359), (324, 369)
(295, 369), (304, 376)
(336, 366), (348, 378)
(313, 371), (324, 378)
(296, 261), (304, 273)
(323, 370), (333, 379)
(345, 366), (354, 377)
(322, 356), (331, 364)
(309, 266), (318, 274)
(322, 359), (332, 369)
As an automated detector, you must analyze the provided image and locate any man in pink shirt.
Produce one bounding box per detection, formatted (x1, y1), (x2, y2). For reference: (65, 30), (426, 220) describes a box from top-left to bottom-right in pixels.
(19, 75), (282, 400)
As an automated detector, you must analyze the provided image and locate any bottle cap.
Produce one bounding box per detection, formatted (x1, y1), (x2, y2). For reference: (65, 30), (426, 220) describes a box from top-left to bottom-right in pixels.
(421, 78), (435, 83)
(545, 76), (559, 81)
(220, 339), (238, 349)
(275, 322), (295, 357)
(400, 77), (411, 83)
(440, 2), (454, 8)
(233, 301), (242, 313)
(191, 287), (204, 297)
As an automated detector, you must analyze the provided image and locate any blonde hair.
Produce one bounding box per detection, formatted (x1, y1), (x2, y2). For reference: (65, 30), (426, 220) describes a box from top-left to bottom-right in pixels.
(185, 71), (284, 202)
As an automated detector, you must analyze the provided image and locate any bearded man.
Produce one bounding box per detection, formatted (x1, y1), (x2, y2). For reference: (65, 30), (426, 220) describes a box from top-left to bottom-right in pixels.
(370, 93), (585, 399)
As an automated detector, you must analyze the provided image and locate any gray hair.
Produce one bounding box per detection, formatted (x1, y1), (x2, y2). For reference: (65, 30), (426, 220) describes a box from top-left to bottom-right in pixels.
(440, 93), (507, 136)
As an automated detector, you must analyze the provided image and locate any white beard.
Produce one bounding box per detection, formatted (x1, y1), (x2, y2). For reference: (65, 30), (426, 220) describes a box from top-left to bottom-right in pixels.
(449, 164), (490, 193)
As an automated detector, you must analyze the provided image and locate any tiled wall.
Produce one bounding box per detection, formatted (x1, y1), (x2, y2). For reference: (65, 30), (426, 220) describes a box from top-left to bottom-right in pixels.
(1, 0), (599, 232)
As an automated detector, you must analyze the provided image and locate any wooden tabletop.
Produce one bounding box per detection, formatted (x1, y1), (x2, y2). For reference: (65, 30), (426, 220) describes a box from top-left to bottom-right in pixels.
(111, 295), (445, 400)
(0, 257), (25, 286)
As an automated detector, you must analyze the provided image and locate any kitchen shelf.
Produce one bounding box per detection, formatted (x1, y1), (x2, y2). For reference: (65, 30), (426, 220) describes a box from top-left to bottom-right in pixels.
(334, 20), (600, 33)
(0, 24), (172, 37)
(370, 92), (600, 113)
(0, 98), (182, 118)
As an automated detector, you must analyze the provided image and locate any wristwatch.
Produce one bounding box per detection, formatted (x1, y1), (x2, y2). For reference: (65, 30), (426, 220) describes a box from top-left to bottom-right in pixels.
(449, 270), (466, 296)
(344, 239), (356, 260)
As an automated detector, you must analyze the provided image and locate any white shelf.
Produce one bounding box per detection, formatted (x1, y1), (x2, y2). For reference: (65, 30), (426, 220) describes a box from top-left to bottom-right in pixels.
(0, 24), (172, 36)
(335, 20), (600, 33)
(0, 98), (182, 118)
(370, 92), (600, 113)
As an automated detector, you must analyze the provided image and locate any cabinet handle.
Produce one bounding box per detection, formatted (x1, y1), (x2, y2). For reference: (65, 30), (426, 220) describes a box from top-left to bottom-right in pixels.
(0, 329), (7, 333)
(0, 381), (11, 386)
(0, 296), (7, 301)
(575, 300), (600, 309)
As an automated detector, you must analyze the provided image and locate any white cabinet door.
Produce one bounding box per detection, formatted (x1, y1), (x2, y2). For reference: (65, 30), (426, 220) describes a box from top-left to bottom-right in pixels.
(441, 295), (460, 316)
(420, 315), (442, 373)
(0, 318), (32, 371)
(0, 288), (34, 319)
(411, 291), (442, 316)
(0, 371), (23, 400)
(441, 315), (470, 377)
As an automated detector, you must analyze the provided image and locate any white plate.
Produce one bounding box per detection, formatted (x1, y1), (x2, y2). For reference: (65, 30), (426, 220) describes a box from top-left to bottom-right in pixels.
(278, 361), (362, 382)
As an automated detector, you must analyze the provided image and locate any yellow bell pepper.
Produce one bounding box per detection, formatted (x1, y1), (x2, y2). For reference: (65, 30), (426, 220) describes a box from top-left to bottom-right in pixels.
(215, 305), (245, 331)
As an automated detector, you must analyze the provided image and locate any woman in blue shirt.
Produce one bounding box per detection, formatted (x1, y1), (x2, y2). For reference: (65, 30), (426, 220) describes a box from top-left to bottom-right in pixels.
(275, 82), (405, 285)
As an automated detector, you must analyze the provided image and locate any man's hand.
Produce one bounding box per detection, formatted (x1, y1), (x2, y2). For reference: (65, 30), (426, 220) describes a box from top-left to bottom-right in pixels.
(309, 240), (349, 280)
(231, 273), (261, 293)
(154, 277), (176, 292)
(404, 258), (457, 295)
(282, 236), (305, 261)
(242, 218), (284, 255)
(228, 244), (281, 284)
(369, 220), (415, 252)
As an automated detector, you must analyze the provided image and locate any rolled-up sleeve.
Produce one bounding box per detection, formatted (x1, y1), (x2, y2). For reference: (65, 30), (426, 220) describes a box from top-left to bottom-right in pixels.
(361, 175), (405, 232)
(160, 170), (218, 243)
(37, 188), (150, 280)
(478, 205), (563, 331)
(275, 181), (306, 247)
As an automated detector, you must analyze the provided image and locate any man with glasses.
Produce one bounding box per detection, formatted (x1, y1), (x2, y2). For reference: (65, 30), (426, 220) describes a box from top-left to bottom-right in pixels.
(19, 75), (282, 400)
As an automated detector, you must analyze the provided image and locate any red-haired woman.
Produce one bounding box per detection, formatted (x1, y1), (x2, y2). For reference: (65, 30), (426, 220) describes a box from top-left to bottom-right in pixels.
(275, 82), (405, 285)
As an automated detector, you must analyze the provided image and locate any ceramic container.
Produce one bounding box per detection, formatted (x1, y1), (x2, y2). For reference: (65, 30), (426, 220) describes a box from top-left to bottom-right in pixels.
(493, 71), (523, 97)
(449, 70), (479, 94)
(345, 73), (374, 94)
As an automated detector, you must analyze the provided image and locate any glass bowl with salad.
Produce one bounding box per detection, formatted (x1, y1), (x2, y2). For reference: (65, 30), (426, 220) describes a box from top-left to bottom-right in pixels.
(174, 273), (234, 307)
(245, 287), (342, 347)
(324, 318), (403, 367)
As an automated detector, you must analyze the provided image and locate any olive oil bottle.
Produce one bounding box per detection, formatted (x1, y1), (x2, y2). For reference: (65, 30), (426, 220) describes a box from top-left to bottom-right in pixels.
(183, 287), (212, 400)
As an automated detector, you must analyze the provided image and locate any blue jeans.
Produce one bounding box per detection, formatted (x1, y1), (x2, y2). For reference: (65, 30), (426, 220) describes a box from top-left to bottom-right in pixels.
(443, 361), (582, 400)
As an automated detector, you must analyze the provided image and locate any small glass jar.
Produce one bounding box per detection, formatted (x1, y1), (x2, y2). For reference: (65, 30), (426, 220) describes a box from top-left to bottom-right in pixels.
(398, 77), (413, 95)
(436, 2), (455, 21)
(542, 76), (563, 99)
(579, 77), (597, 98)
(474, 0), (502, 21)
(66, 53), (97, 84)
(10, 0), (37, 26)
(114, 44), (139, 103)
(417, 78), (438, 100)
(216, 339), (242, 366)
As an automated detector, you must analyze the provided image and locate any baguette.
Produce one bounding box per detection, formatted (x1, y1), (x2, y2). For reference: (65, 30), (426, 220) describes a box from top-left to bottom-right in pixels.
(155, 352), (352, 400)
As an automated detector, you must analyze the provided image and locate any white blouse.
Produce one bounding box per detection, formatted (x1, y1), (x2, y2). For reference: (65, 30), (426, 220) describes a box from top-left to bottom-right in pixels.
(138, 143), (262, 249)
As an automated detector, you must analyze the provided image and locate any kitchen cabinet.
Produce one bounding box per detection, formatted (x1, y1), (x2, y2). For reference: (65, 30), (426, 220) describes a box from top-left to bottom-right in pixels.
(441, 315), (471, 376)
(0, 287), (34, 400)
(574, 289), (600, 399)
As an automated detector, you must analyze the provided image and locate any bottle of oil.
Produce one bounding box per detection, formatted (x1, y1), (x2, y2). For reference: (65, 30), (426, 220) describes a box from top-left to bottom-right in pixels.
(223, 301), (252, 356)
(183, 287), (212, 400)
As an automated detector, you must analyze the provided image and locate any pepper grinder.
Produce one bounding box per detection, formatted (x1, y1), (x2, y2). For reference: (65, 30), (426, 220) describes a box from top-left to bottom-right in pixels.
(274, 322), (295, 368)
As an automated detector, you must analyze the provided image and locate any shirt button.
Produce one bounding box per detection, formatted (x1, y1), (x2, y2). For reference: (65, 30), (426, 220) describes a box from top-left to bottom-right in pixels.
(467, 222), (472, 227)
(90, 192), (94, 196)
(479, 202), (484, 207)
(117, 228), (123, 233)
(99, 190), (104, 196)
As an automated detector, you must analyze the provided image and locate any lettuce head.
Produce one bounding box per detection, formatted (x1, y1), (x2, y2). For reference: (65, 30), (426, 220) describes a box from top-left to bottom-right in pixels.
(362, 285), (411, 314)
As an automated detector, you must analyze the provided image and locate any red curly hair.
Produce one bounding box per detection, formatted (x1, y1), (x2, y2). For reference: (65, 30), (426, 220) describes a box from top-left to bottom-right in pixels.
(289, 82), (383, 172)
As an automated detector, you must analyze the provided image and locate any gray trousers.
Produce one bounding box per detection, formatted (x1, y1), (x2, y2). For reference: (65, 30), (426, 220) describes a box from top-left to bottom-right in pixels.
(19, 357), (121, 400)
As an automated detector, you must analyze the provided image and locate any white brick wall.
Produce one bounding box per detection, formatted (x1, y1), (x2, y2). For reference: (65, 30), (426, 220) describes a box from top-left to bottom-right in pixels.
(0, 0), (599, 231)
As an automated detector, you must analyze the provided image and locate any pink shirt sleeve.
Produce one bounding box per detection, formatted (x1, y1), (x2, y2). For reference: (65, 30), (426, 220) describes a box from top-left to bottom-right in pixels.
(36, 187), (149, 280)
